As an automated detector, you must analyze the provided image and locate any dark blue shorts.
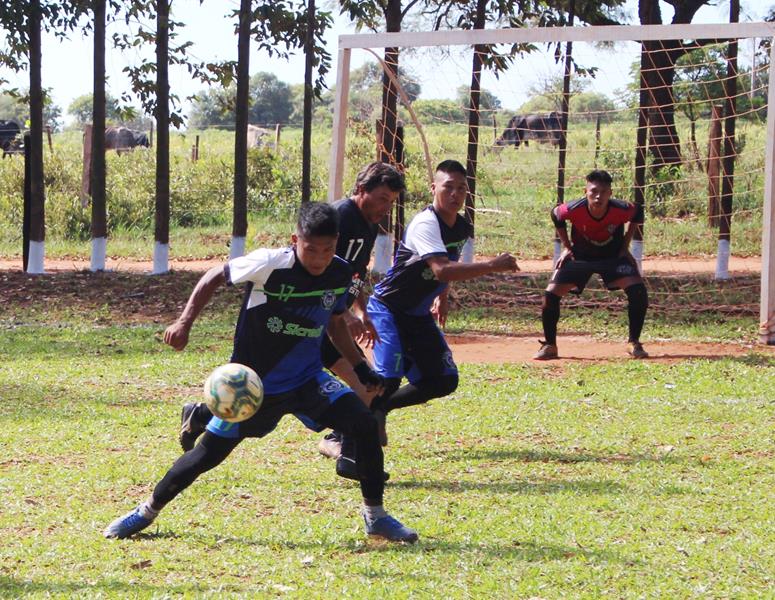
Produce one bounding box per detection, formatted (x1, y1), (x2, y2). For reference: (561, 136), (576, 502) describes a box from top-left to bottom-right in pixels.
(367, 297), (457, 382)
(550, 255), (641, 293)
(206, 371), (353, 439)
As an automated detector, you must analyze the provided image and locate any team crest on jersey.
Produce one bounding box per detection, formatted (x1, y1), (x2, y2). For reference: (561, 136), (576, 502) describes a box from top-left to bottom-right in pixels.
(607, 224), (617, 234)
(267, 317), (283, 333)
(321, 289), (337, 309)
(319, 379), (344, 395)
(422, 268), (435, 281)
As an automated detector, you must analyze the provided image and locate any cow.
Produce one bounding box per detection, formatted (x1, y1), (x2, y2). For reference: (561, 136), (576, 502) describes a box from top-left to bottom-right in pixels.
(495, 112), (562, 148)
(0, 120), (23, 158)
(104, 126), (150, 154)
(247, 124), (275, 149)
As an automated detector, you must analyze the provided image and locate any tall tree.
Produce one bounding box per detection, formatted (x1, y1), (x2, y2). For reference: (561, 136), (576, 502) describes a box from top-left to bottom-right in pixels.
(233, 0), (251, 259)
(638, 0), (712, 169)
(91, 0), (108, 271)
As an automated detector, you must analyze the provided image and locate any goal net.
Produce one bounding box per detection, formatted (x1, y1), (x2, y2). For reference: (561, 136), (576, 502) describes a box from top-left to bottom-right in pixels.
(327, 23), (775, 344)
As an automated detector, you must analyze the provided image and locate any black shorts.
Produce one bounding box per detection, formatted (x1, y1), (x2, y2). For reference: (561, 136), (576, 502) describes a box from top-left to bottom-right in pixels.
(550, 255), (640, 293)
(320, 334), (365, 369)
(205, 371), (354, 439)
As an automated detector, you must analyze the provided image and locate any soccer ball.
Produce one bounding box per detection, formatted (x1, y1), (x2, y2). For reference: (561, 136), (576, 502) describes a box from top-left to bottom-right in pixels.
(203, 363), (263, 423)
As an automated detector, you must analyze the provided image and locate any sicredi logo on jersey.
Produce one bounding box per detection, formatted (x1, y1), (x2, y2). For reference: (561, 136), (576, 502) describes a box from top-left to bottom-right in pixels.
(266, 317), (323, 338)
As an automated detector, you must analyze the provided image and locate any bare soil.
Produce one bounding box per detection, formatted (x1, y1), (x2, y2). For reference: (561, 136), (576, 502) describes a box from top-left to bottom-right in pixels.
(1, 258), (771, 365)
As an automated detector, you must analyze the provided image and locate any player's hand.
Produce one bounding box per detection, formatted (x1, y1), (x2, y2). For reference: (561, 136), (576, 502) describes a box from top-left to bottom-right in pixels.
(431, 294), (449, 328)
(353, 361), (385, 395)
(358, 315), (380, 348)
(163, 321), (190, 351)
(557, 249), (574, 268)
(490, 252), (519, 272)
(346, 311), (368, 340)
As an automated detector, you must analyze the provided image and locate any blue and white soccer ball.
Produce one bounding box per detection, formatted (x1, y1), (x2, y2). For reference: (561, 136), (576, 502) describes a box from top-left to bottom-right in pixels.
(204, 363), (263, 423)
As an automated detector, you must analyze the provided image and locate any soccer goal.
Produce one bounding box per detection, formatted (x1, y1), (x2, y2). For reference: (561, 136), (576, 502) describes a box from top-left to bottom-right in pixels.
(327, 22), (775, 344)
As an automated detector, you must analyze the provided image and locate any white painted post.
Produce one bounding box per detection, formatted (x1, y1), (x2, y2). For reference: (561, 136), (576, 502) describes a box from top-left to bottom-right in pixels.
(328, 47), (351, 203)
(759, 38), (775, 344)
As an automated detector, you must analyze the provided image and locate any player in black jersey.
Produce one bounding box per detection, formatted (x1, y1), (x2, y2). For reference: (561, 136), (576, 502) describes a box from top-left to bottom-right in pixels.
(174, 163), (405, 470)
(318, 163), (405, 466)
(341, 160), (518, 471)
(104, 202), (418, 543)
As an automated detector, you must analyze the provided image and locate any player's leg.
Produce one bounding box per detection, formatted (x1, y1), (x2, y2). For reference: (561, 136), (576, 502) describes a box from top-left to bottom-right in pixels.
(605, 257), (649, 358)
(104, 432), (241, 538)
(536, 260), (589, 360)
(317, 390), (418, 543)
(370, 313), (458, 444)
(106, 399), (285, 539)
(318, 334), (375, 459)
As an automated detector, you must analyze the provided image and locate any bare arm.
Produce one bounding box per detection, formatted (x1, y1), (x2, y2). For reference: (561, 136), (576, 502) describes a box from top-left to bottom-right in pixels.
(620, 222), (639, 255)
(163, 265), (225, 350)
(327, 312), (382, 393)
(427, 252), (518, 282)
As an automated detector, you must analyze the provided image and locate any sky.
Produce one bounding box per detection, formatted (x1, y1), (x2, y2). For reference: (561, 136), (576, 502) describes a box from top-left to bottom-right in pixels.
(1, 0), (772, 125)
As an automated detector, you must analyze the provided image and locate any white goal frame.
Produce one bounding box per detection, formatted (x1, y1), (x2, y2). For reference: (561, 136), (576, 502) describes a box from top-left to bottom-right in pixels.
(328, 22), (775, 345)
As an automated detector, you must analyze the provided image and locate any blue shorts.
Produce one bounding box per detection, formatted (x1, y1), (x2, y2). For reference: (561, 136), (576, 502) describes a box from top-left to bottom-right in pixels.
(367, 296), (457, 383)
(206, 371), (353, 439)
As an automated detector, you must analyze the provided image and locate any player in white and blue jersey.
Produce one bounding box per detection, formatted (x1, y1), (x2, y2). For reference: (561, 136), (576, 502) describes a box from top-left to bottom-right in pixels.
(104, 202), (418, 543)
(353, 160), (519, 464)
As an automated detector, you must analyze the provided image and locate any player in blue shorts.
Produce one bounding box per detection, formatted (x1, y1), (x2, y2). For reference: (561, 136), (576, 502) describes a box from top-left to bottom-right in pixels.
(534, 169), (649, 360)
(104, 202), (417, 543)
(353, 159), (518, 459)
(174, 163), (405, 479)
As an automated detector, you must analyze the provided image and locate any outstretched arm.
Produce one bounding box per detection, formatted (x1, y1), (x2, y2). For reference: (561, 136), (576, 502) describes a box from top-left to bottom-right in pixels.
(327, 312), (383, 394)
(163, 265), (226, 350)
(426, 252), (518, 282)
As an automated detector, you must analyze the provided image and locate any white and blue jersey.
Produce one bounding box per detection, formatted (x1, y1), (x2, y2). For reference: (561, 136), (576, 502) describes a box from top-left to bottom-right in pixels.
(224, 247), (353, 394)
(373, 206), (472, 316)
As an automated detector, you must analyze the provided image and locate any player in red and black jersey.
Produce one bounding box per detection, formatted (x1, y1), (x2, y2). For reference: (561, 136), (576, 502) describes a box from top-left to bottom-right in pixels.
(535, 170), (649, 360)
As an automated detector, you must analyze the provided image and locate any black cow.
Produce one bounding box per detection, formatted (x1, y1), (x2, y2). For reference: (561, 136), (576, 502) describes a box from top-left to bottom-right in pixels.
(104, 126), (150, 154)
(495, 112), (562, 148)
(0, 120), (23, 158)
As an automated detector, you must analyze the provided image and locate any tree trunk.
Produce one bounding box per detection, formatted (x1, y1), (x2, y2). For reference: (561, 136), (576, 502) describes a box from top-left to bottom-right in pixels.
(27, 0), (45, 273)
(232, 0), (250, 258)
(90, 0), (107, 270)
(153, 0), (170, 273)
(379, 0), (401, 164)
(462, 0), (487, 263)
(301, 0), (314, 203)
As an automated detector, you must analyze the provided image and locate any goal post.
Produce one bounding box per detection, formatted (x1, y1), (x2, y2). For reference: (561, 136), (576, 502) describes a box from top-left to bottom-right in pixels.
(328, 22), (775, 345)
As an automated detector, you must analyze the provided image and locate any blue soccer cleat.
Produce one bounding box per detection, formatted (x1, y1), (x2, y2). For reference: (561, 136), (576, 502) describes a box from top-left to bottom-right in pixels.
(363, 513), (418, 543)
(103, 506), (155, 539)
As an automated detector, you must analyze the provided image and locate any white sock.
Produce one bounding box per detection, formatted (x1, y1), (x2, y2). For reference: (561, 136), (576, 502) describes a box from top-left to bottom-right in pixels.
(362, 504), (388, 522)
(139, 500), (160, 520)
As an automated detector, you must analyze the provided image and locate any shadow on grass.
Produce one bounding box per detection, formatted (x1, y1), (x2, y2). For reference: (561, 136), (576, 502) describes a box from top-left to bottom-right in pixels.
(0, 577), (198, 597)
(442, 447), (684, 465)
(389, 477), (624, 495)
(122, 531), (633, 566)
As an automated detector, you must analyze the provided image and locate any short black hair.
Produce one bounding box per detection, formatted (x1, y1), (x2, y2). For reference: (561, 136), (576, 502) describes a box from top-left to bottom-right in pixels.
(297, 201), (339, 238)
(586, 169), (613, 186)
(352, 162), (406, 195)
(435, 159), (467, 177)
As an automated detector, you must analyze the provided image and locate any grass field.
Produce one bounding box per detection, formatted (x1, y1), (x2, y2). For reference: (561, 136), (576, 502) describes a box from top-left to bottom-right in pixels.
(0, 271), (773, 598)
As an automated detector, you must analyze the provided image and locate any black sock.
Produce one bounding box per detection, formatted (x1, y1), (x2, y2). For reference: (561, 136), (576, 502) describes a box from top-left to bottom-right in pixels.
(625, 283), (648, 342)
(195, 402), (213, 424)
(541, 291), (561, 345)
(380, 374), (458, 413)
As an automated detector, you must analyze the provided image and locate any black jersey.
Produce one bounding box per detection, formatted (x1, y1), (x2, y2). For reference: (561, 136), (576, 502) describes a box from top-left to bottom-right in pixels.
(332, 198), (379, 280)
(373, 206), (472, 316)
(224, 247), (352, 394)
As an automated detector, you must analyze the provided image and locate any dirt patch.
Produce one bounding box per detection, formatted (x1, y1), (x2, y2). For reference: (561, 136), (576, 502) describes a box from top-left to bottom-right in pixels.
(1, 263), (771, 365)
(0, 254), (762, 275)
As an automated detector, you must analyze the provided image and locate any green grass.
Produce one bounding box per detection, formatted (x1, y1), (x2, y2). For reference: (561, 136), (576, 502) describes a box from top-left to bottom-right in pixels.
(0, 279), (773, 598)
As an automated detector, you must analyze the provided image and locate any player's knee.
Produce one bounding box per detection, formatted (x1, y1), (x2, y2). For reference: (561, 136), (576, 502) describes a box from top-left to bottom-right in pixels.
(423, 373), (458, 399)
(543, 291), (561, 311)
(349, 410), (379, 442)
(625, 283), (648, 308)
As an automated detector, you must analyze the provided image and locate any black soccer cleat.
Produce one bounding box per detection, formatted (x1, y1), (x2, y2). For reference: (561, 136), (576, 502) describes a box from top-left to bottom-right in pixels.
(179, 402), (206, 452)
(335, 456), (390, 482)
